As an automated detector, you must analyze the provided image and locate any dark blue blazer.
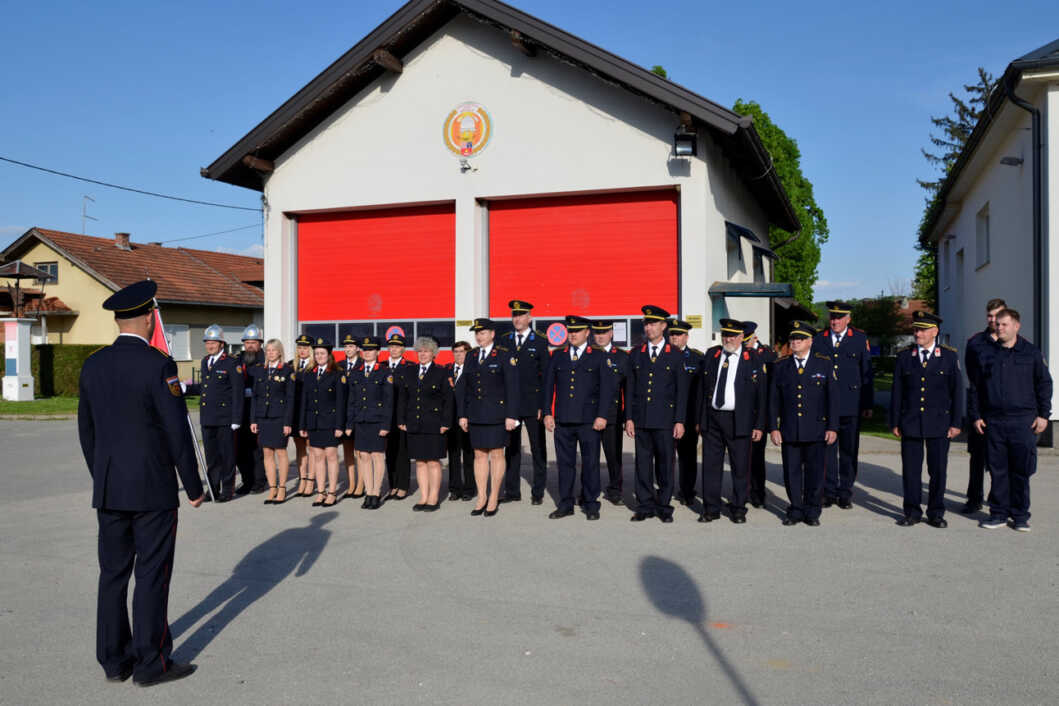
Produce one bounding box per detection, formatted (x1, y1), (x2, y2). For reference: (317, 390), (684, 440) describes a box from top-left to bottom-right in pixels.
(626, 342), (690, 430)
(968, 336), (1053, 421)
(889, 345), (963, 437)
(78, 335), (202, 510)
(811, 327), (873, 416)
(184, 352), (244, 426)
(236, 351), (262, 425)
(397, 363), (454, 433)
(287, 357), (314, 429)
(458, 344), (521, 424)
(543, 345), (615, 424)
(697, 346), (767, 436)
(679, 347), (705, 426)
(500, 329), (549, 417)
(600, 346), (629, 423)
(346, 362), (394, 425)
(299, 367), (347, 432)
(768, 353), (839, 442)
(249, 363), (296, 426)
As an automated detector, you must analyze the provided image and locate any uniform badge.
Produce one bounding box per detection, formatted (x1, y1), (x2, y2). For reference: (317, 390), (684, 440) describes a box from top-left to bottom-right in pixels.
(387, 375), (394, 384)
(510, 356), (517, 366)
(236, 365), (243, 374)
(341, 375), (347, 384)
(165, 375), (181, 397)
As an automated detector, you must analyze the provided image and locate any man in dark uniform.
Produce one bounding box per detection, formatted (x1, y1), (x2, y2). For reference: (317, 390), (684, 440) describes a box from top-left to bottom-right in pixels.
(340, 333), (364, 498)
(743, 321), (777, 507)
(961, 298), (1005, 514)
(445, 341), (476, 501)
(770, 321), (839, 526)
(625, 305), (689, 523)
(384, 332), (414, 499)
(543, 316), (614, 520)
(592, 320), (629, 505)
(812, 300), (873, 508)
(697, 318), (766, 523)
(968, 308), (1052, 532)
(501, 300), (549, 504)
(669, 319), (704, 506)
(890, 311), (964, 527)
(184, 324), (244, 501)
(78, 280), (202, 687)
(234, 324), (266, 495)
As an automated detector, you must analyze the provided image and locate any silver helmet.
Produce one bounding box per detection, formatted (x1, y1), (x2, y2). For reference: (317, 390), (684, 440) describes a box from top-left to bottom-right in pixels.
(202, 324), (226, 342)
(241, 324), (264, 342)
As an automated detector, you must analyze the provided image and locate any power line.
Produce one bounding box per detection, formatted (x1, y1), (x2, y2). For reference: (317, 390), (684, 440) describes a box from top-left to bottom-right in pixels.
(160, 223), (262, 244)
(0, 155), (261, 212)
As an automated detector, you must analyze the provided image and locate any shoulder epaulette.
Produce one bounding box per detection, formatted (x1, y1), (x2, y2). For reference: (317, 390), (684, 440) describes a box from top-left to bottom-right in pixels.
(776, 354), (791, 361)
(814, 352), (830, 360)
(534, 329), (546, 337)
(941, 344), (958, 353)
(495, 344), (510, 352)
(689, 347), (702, 356)
(146, 345), (171, 360)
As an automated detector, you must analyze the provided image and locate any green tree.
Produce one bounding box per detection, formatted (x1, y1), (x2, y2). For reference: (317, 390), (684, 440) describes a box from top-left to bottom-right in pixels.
(733, 99), (829, 305)
(914, 68), (996, 307)
(650, 65), (668, 79)
(851, 296), (901, 352)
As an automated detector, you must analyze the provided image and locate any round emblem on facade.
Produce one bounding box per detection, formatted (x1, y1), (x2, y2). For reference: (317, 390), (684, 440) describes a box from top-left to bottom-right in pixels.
(385, 325), (405, 341)
(547, 322), (568, 346)
(443, 102), (492, 157)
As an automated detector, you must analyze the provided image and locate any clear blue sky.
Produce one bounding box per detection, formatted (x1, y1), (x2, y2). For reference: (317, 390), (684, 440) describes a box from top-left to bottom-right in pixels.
(2, 0), (1056, 301)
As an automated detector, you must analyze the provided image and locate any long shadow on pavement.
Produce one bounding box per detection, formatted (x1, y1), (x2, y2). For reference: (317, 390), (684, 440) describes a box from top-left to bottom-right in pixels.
(171, 512), (336, 662)
(639, 556), (759, 706)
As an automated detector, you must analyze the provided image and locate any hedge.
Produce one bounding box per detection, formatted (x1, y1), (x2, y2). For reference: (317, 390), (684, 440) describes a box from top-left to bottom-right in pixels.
(31, 344), (102, 397)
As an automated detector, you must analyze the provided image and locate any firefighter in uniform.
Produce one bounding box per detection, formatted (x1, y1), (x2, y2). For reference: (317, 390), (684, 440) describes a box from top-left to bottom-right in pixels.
(340, 333), (364, 499)
(184, 324), (243, 501)
(592, 320), (629, 505)
(625, 305), (689, 523)
(384, 332), (414, 500)
(812, 300), (873, 508)
(235, 324), (266, 494)
(501, 300), (550, 504)
(770, 321), (839, 526)
(743, 321), (777, 507)
(669, 318), (704, 506)
(445, 341), (476, 501)
(889, 311), (963, 528)
(289, 333), (315, 496)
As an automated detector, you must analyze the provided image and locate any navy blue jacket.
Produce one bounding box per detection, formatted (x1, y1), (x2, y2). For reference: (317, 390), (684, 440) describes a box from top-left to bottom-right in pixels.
(811, 327), (874, 416)
(500, 328), (549, 417)
(768, 353), (839, 442)
(889, 345), (963, 437)
(458, 344), (521, 424)
(397, 363), (455, 434)
(185, 352), (244, 426)
(543, 344), (615, 424)
(697, 346), (767, 436)
(287, 357), (314, 430)
(626, 341), (690, 430)
(236, 352), (263, 425)
(600, 346), (629, 424)
(299, 366), (347, 432)
(78, 335), (203, 510)
(346, 362), (395, 425)
(964, 329), (993, 384)
(678, 347), (705, 426)
(385, 357), (416, 428)
(249, 363), (296, 426)
(968, 336), (1053, 421)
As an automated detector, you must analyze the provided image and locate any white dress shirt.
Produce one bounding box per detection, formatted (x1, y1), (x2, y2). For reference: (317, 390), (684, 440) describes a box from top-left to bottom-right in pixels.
(569, 341), (588, 361)
(712, 348), (740, 411)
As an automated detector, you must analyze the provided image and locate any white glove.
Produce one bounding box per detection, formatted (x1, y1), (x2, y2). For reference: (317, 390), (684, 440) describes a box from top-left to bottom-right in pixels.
(180, 382), (187, 393)
(231, 424), (240, 431)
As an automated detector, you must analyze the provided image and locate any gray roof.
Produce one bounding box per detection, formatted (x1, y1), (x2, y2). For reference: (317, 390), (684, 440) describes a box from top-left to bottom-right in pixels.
(201, 0), (800, 232)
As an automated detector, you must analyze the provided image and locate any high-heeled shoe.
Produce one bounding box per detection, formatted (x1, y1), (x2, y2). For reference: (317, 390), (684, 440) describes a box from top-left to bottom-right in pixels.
(311, 492), (325, 507)
(303, 480), (316, 500)
(412, 503), (425, 512)
(352, 490), (365, 498)
(263, 486), (278, 505)
(470, 506), (486, 516)
(295, 477), (309, 497)
(361, 495), (372, 509)
(483, 507), (498, 517)
(423, 503), (439, 512)
(322, 491), (337, 507)
(273, 486), (288, 505)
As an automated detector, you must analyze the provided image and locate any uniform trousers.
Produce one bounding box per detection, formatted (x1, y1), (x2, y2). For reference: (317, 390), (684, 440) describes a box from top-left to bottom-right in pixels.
(386, 428), (410, 492)
(749, 437), (768, 504)
(633, 427), (675, 519)
(554, 422), (602, 513)
(782, 441), (825, 521)
(235, 425), (265, 490)
(676, 430), (699, 501)
(701, 409), (752, 517)
(600, 419), (624, 498)
(504, 415), (548, 499)
(985, 415), (1038, 522)
(201, 425), (236, 495)
(966, 429), (992, 506)
(824, 415), (861, 501)
(446, 427), (475, 494)
(899, 436), (949, 521)
(97, 508), (178, 681)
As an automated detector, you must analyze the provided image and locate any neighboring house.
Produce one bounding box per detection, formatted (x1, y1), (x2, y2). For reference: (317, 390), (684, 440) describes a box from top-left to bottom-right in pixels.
(1, 228), (264, 377)
(924, 38), (1058, 423)
(201, 0), (800, 355)
(893, 298), (931, 351)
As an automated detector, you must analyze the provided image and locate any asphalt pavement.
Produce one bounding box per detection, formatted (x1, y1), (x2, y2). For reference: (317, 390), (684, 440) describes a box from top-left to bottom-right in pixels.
(1, 418), (1056, 705)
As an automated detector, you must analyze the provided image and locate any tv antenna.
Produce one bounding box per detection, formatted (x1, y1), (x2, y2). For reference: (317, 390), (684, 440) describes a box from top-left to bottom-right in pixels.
(81, 194), (98, 234)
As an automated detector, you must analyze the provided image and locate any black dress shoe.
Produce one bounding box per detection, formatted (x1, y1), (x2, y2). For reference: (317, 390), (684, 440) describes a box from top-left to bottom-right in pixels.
(448, 492), (460, 501)
(804, 518), (821, 526)
(215, 494), (232, 503)
(586, 511), (600, 521)
(676, 494), (690, 507)
(822, 496), (835, 508)
(134, 662), (196, 687)
(630, 512), (653, 522)
(659, 515), (674, 524)
(423, 503), (440, 512)
(470, 506), (486, 516)
(462, 491), (476, 501)
(926, 517), (948, 528)
(361, 496), (371, 509)
(837, 499), (853, 510)
(105, 664), (134, 683)
(549, 509), (574, 519)
(781, 517), (799, 526)
(749, 499), (764, 509)
(697, 513), (720, 523)
(606, 494), (625, 506)
(896, 516), (919, 527)
(959, 502), (982, 515)
(499, 496), (521, 504)
(390, 493), (408, 501)
(483, 507), (498, 517)
(235, 485), (252, 496)
(531, 497), (543, 506)
(730, 515), (747, 524)
(412, 503), (425, 512)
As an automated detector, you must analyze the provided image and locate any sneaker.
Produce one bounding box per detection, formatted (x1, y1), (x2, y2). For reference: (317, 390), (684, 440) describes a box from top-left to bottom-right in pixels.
(979, 517), (1007, 529)
(1011, 520), (1031, 533)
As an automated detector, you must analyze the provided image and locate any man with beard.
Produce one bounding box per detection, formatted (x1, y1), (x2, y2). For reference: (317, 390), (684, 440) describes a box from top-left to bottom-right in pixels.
(235, 325), (267, 495)
(961, 298), (1005, 514)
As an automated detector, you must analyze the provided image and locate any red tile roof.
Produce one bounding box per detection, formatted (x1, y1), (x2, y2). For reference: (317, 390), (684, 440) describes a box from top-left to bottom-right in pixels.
(28, 229), (263, 308)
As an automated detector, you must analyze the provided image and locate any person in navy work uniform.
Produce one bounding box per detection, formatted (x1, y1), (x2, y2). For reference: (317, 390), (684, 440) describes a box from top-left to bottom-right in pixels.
(457, 318), (520, 517)
(697, 318), (766, 523)
(398, 336), (454, 512)
(591, 320), (629, 505)
(742, 321), (777, 507)
(78, 280), (202, 687)
(298, 337), (346, 508)
(668, 319), (705, 506)
(968, 308), (1053, 532)
(344, 336), (394, 509)
(339, 333), (365, 499)
(624, 305), (689, 523)
(770, 321), (839, 526)
(501, 299), (550, 505)
(289, 334), (315, 497)
(183, 324), (244, 502)
(543, 315), (614, 520)
(961, 298), (1005, 514)
(249, 338), (296, 505)
(889, 311), (964, 527)
(235, 324), (267, 495)
(813, 300), (874, 509)
(445, 341), (476, 501)
(384, 332), (415, 500)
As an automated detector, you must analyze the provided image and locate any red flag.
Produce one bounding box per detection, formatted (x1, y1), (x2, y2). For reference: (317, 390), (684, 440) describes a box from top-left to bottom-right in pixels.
(150, 308), (171, 355)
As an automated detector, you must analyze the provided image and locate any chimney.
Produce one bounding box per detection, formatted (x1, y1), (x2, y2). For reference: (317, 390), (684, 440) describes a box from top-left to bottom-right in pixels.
(115, 232), (131, 250)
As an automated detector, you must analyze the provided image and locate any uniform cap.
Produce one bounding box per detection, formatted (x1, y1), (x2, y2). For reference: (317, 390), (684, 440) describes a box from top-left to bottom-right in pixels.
(788, 321), (816, 339)
(826, 300), (853, 317)
(667, 318), (692, 334)
(102, 279), (157, 319)
(508, 300), (534, 315)
(312, 336), (333, 350)
(564, 315), (590, 331)
(359, 336), (381, 351)
(742, 320), (758, 340)
(295, 334), (313, 347)
(912, 310), (942, 329)
(719, 318), (744, 335)
(470, 318), (496, 331)
(590, 320), (614, 332)
(341, 333), (358, 346)
(641, 304), (670, 321)
(241, 324), (264, 342)
(386, 333), (406, 347)
(202, 324), (226, 342)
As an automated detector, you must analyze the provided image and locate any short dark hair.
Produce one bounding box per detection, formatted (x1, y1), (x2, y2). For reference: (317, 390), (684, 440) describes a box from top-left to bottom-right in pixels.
(997, 308), (1020, 323)
(986, 298), (1007, 312)
(452, 340), (471, 353)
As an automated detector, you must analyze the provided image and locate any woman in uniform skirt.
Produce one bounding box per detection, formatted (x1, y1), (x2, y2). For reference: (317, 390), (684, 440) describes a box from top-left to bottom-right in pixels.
(289, 334), (315, 497)
(398, 337), (454, 511)
(298, 337), (346, 508)
(344, 336), (393, 509)
(250, 339), (295, 504)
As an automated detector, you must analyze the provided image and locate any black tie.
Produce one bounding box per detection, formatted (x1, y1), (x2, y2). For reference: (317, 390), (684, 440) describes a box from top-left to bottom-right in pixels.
(455, 365), (461, 380)
(650, 346), (658, 363)
(517, 334), (523, 351)
(714, 353), (731, 408)
(208, 357), (214, 372)
(479, 350), (486, 364)
(419, 366), (426, 380)
(921, 350), (928, 366)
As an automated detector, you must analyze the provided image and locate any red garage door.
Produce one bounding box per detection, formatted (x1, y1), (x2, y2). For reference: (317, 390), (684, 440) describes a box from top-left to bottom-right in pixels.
(298, 204), (455, 321)
(488, 190), (678, 317)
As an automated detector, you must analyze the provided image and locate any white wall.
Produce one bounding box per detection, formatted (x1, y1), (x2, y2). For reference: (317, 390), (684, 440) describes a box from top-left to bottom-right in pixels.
(262, 14), (773, 353)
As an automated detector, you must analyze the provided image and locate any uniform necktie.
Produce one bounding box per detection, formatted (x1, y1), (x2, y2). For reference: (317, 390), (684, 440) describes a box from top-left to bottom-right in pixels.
(419, 365), (426, 380)
(796, 357), (806, 374)
(479, 349), (486, 364)
(572, 347), (579, 362)
(364, 364), (371, 378)
(650, 345), (658, 363)
(208, 356), (215, 372)
(921, 349), (929, 366)
(317, 368), (323, 380)
(714, 353), (731, 407)
(517, 333), (524, 351)
(454, 364), (461, 380)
